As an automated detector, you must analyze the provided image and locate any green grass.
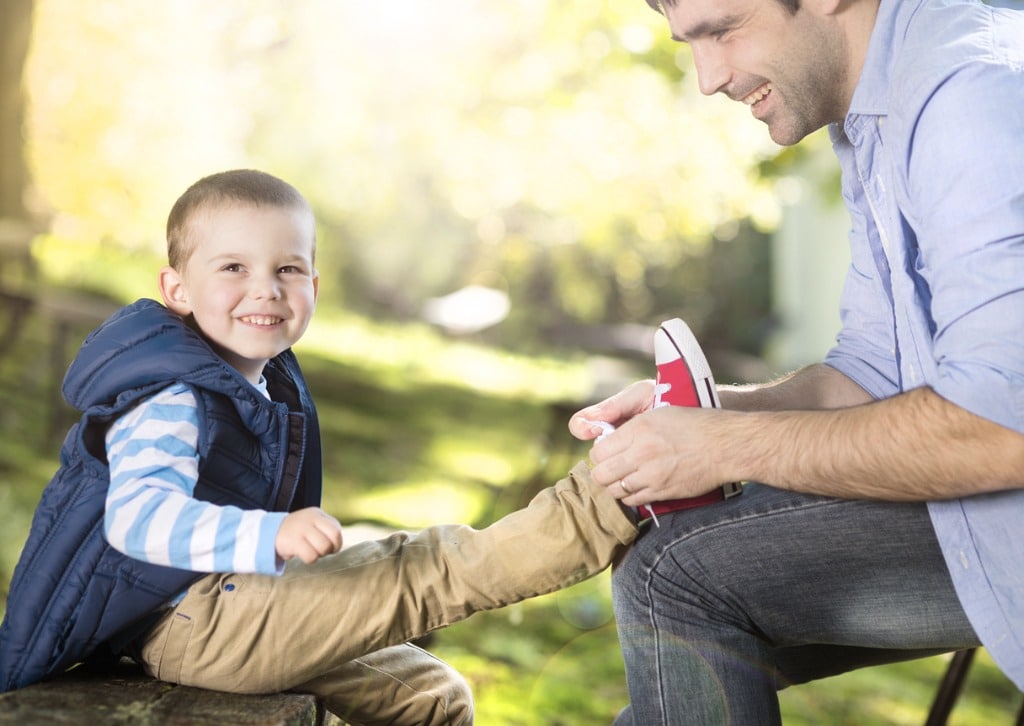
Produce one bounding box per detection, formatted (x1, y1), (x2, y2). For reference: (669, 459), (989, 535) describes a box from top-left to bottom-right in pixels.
(1, 292), (1020, 724)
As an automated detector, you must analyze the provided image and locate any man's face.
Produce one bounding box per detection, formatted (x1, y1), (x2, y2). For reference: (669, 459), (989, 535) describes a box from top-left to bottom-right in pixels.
(662, 0), (850, 145)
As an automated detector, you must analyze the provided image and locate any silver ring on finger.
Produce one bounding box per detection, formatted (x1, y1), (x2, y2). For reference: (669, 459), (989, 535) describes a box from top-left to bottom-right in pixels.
(619, 478), (632, 494)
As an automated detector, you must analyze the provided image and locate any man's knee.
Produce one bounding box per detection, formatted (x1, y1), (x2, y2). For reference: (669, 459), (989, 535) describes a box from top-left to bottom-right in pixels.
(610, 517), (741, 617)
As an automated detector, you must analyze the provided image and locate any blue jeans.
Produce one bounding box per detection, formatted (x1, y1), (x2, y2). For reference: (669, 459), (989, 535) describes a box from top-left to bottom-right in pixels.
(612, 483), (979, 725)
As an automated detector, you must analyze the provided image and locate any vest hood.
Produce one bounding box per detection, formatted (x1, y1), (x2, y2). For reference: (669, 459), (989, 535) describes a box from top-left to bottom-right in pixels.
(63, 299), (260, 413)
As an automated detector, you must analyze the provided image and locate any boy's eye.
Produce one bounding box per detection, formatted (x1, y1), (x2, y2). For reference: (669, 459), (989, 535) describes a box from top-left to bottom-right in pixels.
(223, 263), (243, 272)
(279, 265), (303, 274)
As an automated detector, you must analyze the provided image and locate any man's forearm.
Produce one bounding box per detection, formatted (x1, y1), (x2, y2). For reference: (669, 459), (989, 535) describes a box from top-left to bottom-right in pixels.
(718, 363), (874, 412)
(719, 386), (1024, 500)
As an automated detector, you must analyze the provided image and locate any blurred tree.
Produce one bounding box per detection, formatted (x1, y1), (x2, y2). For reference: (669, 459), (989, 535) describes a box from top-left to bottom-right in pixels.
(0, 0), (33, 219)
(21, 0), (785, 353)
(238, 1), (782, 349)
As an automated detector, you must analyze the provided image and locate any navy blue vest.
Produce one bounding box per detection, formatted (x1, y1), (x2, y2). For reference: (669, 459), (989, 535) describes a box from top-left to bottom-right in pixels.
(0, 299), (322, 692)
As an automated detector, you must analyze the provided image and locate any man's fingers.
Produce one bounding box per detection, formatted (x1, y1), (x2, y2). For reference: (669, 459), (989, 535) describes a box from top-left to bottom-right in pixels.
(570, 380), (657, 438)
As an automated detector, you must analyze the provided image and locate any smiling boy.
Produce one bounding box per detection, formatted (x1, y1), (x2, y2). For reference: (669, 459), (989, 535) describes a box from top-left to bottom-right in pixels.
(0, 170), (637, 724)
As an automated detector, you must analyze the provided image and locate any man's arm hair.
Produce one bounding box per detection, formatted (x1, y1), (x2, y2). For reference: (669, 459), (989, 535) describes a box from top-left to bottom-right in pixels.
(718, 363), (874, 412)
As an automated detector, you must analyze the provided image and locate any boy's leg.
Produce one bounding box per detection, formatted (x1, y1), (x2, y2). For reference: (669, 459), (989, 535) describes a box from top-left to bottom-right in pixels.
(137, 462), (635, 713)
(295, 643), (473, 725)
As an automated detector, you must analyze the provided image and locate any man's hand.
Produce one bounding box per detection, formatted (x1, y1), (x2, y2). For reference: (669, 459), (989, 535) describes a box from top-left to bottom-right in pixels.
(573, 364), (875, 505)
(571, 379), (728, 504)
(569, 380), (657, 441)
(588, 406), (730, 505)
(275, 507), (344, 564)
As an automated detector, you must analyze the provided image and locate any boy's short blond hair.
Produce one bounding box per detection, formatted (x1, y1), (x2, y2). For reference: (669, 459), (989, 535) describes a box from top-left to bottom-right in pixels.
(166, 169), (315, 270)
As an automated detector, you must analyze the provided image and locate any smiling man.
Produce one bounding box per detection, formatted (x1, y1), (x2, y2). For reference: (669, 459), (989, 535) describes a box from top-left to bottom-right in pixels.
(666, 0), (866, 145)
(569, 0), (1024, 722)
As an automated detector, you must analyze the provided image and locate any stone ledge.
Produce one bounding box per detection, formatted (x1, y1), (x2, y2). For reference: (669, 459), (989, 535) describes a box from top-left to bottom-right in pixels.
(0, 660), (335, 725)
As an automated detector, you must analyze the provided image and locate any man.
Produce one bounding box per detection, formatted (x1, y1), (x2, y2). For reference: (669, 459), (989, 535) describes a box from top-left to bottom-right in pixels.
(569, 0), (1024, 722)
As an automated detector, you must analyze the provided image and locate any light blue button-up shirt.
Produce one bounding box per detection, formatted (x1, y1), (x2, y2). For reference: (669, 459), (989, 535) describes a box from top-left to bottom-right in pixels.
(822, 0), (1024, 687)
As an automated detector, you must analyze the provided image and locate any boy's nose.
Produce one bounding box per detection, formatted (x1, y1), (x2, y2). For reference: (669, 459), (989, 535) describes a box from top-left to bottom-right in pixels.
(249, 274), (282, 299)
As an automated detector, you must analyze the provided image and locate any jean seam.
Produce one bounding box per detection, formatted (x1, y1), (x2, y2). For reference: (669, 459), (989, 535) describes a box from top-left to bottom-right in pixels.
(642, 495), (850, 724)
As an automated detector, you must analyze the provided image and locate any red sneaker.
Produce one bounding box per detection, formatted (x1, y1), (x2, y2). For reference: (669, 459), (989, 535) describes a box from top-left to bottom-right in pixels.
(645, 318), (742, 520)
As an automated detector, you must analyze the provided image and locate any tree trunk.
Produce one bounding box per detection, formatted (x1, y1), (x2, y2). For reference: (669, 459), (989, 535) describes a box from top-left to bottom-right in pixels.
(0, 0), (34, 219)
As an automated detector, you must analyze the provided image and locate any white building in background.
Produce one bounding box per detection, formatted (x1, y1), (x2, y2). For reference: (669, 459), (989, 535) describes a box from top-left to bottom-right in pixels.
(766, 142), (852, 372)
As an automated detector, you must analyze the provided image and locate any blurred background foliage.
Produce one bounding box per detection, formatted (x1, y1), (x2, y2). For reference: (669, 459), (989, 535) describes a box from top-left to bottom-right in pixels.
(20, 0), (797, 352)
(2, 0), (1020, 723)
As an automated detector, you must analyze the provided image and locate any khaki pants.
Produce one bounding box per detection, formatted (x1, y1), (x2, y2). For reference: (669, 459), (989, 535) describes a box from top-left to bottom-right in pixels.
(137, 462), (636, 724)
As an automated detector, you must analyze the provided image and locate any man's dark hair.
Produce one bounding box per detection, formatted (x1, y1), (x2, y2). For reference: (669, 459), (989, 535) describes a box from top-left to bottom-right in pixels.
(645, 0), (799, 14)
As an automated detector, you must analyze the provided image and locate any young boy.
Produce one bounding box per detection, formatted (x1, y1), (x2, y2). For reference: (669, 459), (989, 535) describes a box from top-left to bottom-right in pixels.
(0, 170), (637, 724)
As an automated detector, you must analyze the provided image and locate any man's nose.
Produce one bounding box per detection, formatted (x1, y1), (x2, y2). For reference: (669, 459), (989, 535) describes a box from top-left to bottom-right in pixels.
(691, 43), (731, 96)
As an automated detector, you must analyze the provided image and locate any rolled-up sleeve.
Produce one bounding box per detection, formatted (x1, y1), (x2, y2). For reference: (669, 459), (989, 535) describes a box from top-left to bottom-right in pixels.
(899, 61), (1024, 434)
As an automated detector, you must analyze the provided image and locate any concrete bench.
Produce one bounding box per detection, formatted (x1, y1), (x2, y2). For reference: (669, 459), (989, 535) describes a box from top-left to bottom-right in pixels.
(0, 659), (339, 725)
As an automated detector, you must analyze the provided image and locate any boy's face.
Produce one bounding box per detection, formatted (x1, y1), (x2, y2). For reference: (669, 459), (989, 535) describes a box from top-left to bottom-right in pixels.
(159, 203), (319, 383)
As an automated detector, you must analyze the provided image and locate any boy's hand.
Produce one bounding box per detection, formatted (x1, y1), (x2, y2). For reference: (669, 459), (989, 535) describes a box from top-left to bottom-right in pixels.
(275, 507), (344, 564)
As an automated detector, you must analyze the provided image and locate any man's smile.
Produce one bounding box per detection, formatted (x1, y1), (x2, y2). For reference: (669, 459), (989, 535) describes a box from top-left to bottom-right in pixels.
(742, 82), (772, 106)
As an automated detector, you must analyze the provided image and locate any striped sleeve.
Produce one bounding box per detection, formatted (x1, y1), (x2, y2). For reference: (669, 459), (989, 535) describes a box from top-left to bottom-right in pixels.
(104, 383), (287, 575)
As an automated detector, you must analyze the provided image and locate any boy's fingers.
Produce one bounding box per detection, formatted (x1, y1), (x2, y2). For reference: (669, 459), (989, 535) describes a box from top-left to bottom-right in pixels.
(303, 531), (331, 558)
(315, 516), (343, 552)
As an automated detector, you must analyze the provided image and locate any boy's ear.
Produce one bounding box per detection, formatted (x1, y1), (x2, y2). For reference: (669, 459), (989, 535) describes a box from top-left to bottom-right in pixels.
(158, 265), (192, 316)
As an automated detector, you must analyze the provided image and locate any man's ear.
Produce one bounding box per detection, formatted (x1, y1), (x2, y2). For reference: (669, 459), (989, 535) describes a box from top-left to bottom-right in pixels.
(158, 265), (192, 316)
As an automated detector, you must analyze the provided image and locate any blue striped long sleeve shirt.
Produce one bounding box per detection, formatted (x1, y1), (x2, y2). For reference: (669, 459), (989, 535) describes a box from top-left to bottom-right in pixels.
(104, 382), (287, 575)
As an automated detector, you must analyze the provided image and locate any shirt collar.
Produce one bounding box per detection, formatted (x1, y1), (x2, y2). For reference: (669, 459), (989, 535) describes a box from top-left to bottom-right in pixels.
(253, 375), (271, 400)
(847, 0), (921, 120)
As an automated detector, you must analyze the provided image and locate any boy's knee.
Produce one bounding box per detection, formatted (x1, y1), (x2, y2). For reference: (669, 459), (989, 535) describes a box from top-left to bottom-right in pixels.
(393, 652), (474, 725)
(433, 664), (475, 725)
(317, 644), (475, 725)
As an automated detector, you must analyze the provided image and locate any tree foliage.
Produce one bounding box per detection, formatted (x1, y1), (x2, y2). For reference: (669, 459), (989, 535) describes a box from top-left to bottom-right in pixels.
(24, 0), (783, 347)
